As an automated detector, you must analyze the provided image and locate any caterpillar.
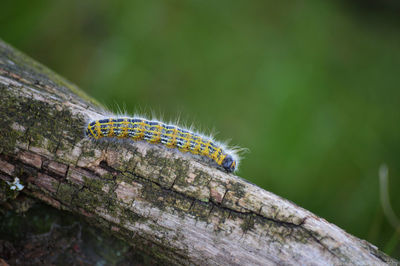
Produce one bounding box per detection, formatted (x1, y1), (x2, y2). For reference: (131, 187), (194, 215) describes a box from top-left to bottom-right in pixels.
(85, 117), (240, 173)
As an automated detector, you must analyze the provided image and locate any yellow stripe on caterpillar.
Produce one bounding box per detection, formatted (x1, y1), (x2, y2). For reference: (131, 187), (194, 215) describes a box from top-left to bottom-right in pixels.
(85, 117), (239, 173)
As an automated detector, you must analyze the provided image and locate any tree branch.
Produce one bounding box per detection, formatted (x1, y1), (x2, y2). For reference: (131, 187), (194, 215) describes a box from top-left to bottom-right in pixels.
(0, 39), (397, 265)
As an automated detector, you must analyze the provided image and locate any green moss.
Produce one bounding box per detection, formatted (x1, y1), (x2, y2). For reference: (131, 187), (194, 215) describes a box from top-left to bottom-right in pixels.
(104, 172), (117, 180)
(173, 195), (192, 212)
(144, 149), (180, 187)
(240, 214), (256, 233)
(83, 175), (108, 194)
(230, 181), (246, 198)
(104, 199), (117, 217)
(123, 155), (139, 173)
(0, 86), (22, 154)
(189, 200), (212, 221)
(57, 183), (76, 204)
(141, 182), (166, 211)
(209, 207), (230, 229)
(0, 83), (85, 163)
(81, 149), (95, 158)
(74, 188), (104, 212)
(93, 216), (112, 229)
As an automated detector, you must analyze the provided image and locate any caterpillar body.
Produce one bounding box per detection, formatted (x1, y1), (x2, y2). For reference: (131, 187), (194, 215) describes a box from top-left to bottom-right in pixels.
(85, 117), (239, 172)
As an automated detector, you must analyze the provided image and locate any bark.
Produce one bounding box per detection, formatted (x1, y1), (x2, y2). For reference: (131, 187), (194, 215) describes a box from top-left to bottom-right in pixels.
(0, 39), (397, 265)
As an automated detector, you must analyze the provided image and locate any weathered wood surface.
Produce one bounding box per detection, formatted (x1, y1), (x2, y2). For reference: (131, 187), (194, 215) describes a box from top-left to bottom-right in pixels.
(0, 39), (397, 265)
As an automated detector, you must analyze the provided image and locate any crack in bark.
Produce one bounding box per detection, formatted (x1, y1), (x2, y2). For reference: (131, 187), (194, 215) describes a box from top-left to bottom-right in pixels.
(308, 233), (340, 258)
(220, 189), (229, 205)
(73, 159), (344, 260)
(91, 159), (338, 256)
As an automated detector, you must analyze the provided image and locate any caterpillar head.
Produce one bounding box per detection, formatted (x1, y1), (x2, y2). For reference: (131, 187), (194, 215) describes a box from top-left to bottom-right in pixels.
(222, 155), (236, 173)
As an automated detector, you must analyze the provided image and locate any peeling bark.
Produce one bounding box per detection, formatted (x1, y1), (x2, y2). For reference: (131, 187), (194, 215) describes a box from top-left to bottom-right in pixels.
(0, 39), (398, 265)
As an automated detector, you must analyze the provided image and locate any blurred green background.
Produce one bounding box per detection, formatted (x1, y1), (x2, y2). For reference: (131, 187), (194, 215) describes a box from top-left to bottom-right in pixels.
(1, 0), (399, 259)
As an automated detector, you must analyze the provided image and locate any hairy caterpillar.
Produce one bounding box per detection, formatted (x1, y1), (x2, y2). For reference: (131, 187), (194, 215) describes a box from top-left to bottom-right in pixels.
(85, 117), (240, 173)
